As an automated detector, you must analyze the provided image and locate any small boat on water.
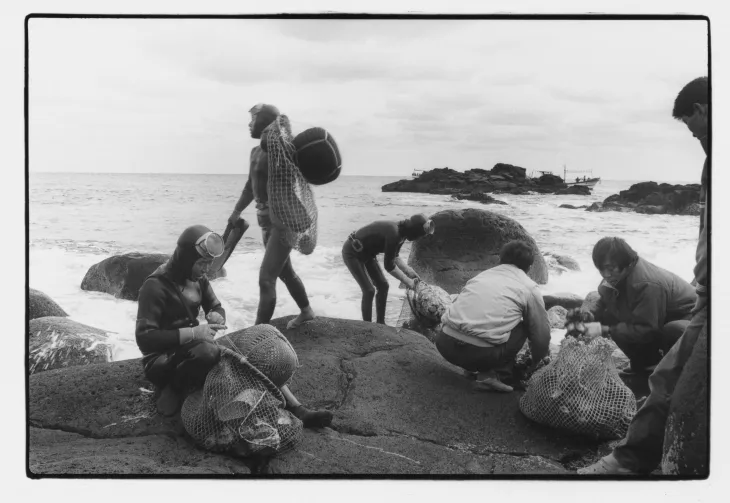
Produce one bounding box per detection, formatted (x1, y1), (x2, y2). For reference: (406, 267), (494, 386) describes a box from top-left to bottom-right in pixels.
(565, 176), (601, 189)
(531, 165), (601, 188)
(411, 169), (425, 178)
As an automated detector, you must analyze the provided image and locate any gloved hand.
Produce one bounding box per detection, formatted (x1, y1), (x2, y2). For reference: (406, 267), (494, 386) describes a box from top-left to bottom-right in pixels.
(692, 295), (707, 315)
(206, 311), (225, 325)
(180, 324), (227, 345)
(228, 209), (242, 227)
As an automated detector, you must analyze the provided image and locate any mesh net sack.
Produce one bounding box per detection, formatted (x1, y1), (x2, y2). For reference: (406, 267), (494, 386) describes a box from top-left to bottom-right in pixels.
(404, 280), (452, 329)
(262, 115), (318, 255)
(181, 346), (303, 458)
(519, 336), (637, 440)
(218, 324), (300, 387)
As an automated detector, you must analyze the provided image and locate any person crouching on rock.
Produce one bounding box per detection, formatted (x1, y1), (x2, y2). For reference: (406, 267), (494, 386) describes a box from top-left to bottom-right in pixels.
(136, 225), (333, 428)
(573, 237), (696, 378)
(436, 240), (551, 393)
(342, 214), (434, 324)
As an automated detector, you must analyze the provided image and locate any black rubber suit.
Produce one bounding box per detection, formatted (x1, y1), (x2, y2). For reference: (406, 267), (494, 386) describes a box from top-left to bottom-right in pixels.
(342, 215), (430, 324)
(136, 225), (223, 392)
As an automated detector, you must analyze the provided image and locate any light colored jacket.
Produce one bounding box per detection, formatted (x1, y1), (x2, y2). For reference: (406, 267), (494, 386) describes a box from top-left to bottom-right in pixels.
(441, 264), (551, 360)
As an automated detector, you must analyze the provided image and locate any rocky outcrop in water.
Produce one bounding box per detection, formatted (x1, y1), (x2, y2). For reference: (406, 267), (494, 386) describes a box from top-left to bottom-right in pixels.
(29, 289), (68, 320)
(586, 182), (701, 216)
(81, 252), (227, 301)
(382, 165), (588, 196)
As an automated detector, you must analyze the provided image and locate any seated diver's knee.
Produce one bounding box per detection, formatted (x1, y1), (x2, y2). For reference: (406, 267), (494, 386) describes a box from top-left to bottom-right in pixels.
(192, 339), (221, 366)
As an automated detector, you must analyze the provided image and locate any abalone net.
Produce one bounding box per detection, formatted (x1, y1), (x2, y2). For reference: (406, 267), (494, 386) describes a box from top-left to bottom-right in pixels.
(519, 336), (637, 440)
(181, 339), (303, 457)
(263, 115), (318, 255)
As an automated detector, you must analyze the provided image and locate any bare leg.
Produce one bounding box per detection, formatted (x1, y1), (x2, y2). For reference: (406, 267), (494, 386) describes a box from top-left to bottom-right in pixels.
(342, 246), (375, 322)
(256, 226), (299, 325)
(365, 259), (389, 325)
(281, 384), (333, 429)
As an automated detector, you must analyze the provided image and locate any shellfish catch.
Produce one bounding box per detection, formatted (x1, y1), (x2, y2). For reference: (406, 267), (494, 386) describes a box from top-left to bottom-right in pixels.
(405, 280), (452, 328)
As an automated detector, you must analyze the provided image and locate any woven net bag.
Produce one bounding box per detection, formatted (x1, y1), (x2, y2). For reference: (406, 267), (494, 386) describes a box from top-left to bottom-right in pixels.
(404, 280), (452, 329)
(519, 336), (636, 440)
(218, 324), (300, 387)
(262, 115), (318, 255)
(181, 346), (303, 458)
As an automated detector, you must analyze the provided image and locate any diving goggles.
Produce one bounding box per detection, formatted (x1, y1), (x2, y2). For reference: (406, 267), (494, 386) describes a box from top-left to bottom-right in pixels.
(423, 219), (435, 235)
(195, 231), (225, 259)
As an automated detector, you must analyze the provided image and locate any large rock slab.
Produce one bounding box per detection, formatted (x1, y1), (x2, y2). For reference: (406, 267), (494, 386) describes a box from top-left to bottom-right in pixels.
(406, 208), (549, 295)
(29, 289), (68, 320)
(29, 317), (113, 374)
(382, 165), (576, 195)
(662, 323), (708, 476)
(29, 316), (608, 475)
(81, 252), (226, 301)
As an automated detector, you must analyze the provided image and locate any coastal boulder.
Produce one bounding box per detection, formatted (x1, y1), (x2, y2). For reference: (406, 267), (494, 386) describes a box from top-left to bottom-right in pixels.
(592, 182), (701, 216)
(491, 163), (527, 179)
(554, 186), (591, 196)
(406, 208), (548, 294)
(81, 252), (226, 301)
(29, 316), (113, 374)
(29, 289), (68, 320)
(662, 323), (708, 476)
(537, 174), (564, 187)
(452, 192), (508, 205)
(543, 292), (584, 311)
(543, 252), (581, 275)
(29, 316), (610, 475)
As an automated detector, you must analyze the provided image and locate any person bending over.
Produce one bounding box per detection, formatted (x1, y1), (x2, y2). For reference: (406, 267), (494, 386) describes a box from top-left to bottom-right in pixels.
(228, 103), (315, 330)
(436, 240), (551, 393)
(136, 225), (332, 428)
(578, 237), (696, 376)
(342, 214), (434, 324)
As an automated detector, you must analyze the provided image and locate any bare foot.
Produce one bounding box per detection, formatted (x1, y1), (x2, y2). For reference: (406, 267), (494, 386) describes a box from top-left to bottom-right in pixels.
(286, 307), (316, 330)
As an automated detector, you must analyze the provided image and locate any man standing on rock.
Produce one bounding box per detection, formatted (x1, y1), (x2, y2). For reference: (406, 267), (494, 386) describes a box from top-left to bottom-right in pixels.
(435, 240), (551, 393)
(228, 103), (316, 330)
(578, 76), (709, 475)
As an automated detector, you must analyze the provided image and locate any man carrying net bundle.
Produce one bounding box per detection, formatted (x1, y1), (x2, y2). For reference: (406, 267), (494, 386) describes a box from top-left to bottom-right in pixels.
(228, 103), (317, 330)
(436, 240), (551, 393)
(575, 237), (696, 379)
(578, 76), (709, 475)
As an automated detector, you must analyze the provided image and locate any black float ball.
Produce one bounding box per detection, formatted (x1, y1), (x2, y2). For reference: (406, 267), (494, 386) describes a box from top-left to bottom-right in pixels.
(293, 127), (342, 185)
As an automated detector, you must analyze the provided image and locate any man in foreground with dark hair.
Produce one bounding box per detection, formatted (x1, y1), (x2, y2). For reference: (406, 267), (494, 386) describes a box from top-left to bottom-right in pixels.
(579, 76), (709, 475)
(435, 240), (551, 393)
(578, 237), (696, 377)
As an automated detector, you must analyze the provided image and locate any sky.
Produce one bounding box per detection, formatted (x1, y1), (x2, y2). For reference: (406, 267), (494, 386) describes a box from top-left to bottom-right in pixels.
(28, 17), (708, 181)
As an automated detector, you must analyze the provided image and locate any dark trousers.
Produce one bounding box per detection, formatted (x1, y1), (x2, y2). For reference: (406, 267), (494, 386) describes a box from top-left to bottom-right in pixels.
(435, 323), (528, 381)
(143, 339), (221, 392)
(256, 213), (310, 324)
(342, 240), (389, 324)
(613, 307), (707, 473)
(611, 319), (690, 370)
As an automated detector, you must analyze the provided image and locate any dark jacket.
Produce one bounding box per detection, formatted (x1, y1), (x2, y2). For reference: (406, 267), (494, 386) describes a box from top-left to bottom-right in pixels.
(135, 270), (225, 362)
(594, 257), (696, 343)
(694, 158), (708, 298)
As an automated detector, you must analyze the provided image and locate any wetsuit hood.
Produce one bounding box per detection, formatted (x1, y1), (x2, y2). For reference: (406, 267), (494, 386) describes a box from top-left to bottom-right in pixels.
(164, 225), (216, 284)
(399, 214), (433, 241)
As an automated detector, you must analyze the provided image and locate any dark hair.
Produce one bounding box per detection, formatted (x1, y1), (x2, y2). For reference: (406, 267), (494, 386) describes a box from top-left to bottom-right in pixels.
(398, 213), (429, 241)
(499, 240), (534, 272)
(592, 237), (638, 270)
(672, 77), (709, 119)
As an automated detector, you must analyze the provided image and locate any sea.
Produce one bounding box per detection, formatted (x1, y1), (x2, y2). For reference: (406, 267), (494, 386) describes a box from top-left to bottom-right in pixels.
(29, 173), (700, 362)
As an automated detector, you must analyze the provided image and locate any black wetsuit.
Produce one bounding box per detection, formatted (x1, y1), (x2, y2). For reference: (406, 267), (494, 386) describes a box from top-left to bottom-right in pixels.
(342, 221), (406, 323)
(135, 226), (224, 391)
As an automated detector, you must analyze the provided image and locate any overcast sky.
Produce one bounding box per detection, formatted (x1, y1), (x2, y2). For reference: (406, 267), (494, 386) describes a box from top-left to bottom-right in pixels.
(28, 17), (708, 181)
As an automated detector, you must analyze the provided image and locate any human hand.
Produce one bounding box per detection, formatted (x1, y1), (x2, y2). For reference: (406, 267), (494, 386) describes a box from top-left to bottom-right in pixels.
(228, 209), (242, 227)
(581, 322), (604, 340)
(691, 295), (707, 315)
(406, 278), (416, 290)
(191, 324), (227, 342)
(206, 311), (225, 325)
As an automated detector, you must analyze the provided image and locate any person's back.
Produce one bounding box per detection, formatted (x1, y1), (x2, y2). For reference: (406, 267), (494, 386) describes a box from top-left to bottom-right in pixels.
(442, 264), (539, 345)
